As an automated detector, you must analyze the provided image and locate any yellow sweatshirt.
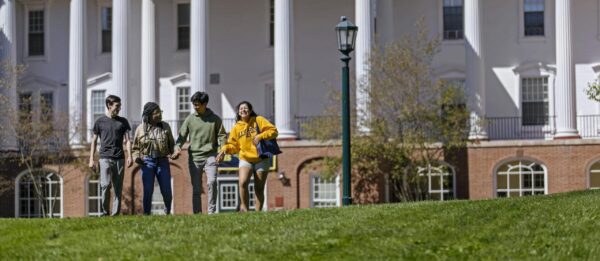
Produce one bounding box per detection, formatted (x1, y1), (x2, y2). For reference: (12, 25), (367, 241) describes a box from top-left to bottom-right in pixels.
(221, 116), (278, 163)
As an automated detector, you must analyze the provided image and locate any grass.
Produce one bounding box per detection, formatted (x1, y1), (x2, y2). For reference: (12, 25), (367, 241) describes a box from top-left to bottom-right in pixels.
(2, 190), (600, 260)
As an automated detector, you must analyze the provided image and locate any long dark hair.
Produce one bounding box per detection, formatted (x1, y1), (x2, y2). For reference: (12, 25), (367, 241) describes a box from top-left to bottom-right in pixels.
(235, 101), (258, 121)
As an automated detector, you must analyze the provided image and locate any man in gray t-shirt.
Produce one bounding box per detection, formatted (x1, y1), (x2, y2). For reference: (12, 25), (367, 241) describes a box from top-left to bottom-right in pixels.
(88, 95), (132, 216)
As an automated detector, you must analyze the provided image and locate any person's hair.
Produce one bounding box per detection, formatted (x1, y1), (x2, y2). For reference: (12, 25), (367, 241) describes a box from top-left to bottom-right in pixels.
(235, 101), (258, 121)
(105, 95), (121, 109)
(191, 91), (209, 104)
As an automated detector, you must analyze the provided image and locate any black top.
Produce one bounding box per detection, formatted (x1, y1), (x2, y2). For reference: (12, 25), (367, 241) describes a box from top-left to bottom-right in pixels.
(93, 115), (131, 159)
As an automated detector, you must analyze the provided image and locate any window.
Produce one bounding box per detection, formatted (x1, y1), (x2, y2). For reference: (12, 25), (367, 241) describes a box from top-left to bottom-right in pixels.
(87, 175), (102, 216)
(151, 179), (173, 215)
(28, 10), (45, 56)
(91, 90), (106, 123)
(311, 175), (340, 208)
(269, 0), (274, 46)
(524, 0), (544, 36)
(522, 77), (549, 126)
(177, 87), (191, 120)
(177, 3), (190, 50)
(218, 179), (256, 212)
(442, 0), (463, 40)
(496, 160), (546, 198)
(418, 164), (454, 201)
(16, 170), (62, 218)
(40, 92), (53, 124)
(589, 161), (600, 189)
(101, 7), (112, 53)
(19, 93), (33, 123)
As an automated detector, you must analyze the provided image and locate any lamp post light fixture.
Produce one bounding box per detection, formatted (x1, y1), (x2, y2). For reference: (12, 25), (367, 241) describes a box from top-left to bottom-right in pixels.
(335, 16), (358, 206)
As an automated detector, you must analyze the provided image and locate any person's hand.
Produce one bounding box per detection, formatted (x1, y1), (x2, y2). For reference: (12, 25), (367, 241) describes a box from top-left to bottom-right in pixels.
(171, 150), (180, 160)
(216, 151), (225, 163)
(135, 157), (144, 165)
(88, 159), (96, 172)
(126, 157), (133, 167)
(253, 135), (262, 145)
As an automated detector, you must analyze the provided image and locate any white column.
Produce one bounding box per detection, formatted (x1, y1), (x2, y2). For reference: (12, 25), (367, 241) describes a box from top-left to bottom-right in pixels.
(141, 0), (156, 106)
(69, 0), (86, 147)
(0, 0), (17, 150)
(465, 0), (487, 140)
(191, 0), (208, 93)
(355, 0), (373, 133)
(274, 0), (296, 138)
(554, 0), (579, 138)
(112, 0), (129, 117)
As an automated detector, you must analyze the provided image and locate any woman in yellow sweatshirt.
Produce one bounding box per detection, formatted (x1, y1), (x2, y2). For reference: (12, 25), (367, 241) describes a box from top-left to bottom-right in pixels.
(217, 101), (278, 212)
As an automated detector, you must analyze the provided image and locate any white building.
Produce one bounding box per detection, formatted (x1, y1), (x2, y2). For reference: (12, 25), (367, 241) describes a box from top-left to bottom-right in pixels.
(1, 0), (599, 144)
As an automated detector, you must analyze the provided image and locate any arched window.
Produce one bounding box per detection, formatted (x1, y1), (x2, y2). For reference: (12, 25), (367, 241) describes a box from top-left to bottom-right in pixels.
(496, 160), (546, 197)
(310, 174), (340, 208)
(417, 163), (455, 201)
(16, 170), (63, 218)
(588, 161), (600, 189)
(87, 175), (102, 216)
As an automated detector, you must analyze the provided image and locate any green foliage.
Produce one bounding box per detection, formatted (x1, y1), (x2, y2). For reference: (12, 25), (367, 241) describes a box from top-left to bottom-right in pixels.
(586, 78), (600, 102)
(304, 20), (469, 202)
(2, 190), (600, 259)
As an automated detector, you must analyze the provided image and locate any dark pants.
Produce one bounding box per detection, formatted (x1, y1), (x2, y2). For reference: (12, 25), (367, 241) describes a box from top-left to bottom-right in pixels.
(141, 157), (172, 215)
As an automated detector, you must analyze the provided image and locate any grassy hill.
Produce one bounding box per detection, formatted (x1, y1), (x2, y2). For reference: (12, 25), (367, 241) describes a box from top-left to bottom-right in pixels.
(2, 190), (600, 260)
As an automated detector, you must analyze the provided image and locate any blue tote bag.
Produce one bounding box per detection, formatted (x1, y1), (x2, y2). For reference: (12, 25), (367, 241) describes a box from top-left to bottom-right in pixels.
(255, 121), (282, 159)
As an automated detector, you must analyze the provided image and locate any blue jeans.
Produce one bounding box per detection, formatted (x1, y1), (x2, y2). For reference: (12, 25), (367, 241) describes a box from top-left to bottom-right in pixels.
(141, 157), (172, 215)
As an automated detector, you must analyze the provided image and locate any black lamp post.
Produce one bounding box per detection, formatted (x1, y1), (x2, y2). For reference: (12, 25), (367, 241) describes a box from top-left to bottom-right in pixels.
(335, 16), (357, 206)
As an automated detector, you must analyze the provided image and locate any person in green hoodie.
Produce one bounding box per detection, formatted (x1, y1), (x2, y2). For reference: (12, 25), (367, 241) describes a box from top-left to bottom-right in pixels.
(172, 92), (227, 214)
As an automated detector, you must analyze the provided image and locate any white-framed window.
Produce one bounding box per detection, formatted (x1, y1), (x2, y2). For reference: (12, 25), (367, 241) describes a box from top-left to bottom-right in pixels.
(496, 160), (546, 198)
(521, 77), (549, 126)
(418, 164), (455, 201)
(16, 170), (63, 218)
(91, 90), (106, 123)
(310, 175), (340, 208)
(151, 179), (174, 215)
(523, 0), (544, 37)
(589, 161), (600, 189)
(100, 6), (112, 53)
(177, 87), (191, 120)
(87, 175), (102, 216)
(177, 3), (190, 50)
(442, 0), (463, 40)
(218, 178), (256, 212)
(27, 9), (45, 57)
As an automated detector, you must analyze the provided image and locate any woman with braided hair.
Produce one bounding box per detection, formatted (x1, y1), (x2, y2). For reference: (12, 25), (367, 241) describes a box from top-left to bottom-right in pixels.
(132, 102), (176, 215)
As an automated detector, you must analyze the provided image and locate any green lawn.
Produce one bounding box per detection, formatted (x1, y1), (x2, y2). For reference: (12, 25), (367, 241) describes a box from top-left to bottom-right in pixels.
(2, 190), (600, 260)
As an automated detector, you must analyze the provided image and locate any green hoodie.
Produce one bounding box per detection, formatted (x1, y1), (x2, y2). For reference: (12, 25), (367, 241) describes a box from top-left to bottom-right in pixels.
(175, 108), (227, 162)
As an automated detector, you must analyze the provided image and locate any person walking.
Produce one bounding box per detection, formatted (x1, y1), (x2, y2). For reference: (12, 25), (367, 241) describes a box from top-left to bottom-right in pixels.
(172, 92), (227, 214)
(132, 102), (175, 215)
(217, 101), (278, 212)
(88, 95), (132, 216)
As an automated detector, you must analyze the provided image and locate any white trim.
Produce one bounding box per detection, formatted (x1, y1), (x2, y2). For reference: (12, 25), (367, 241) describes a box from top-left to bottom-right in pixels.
(437, 0), (465, 46)
(23, 1), (50, 62)
(512, 62), (556, 138)
(96, 0), (112, 57)
(84, 174), (103, 216)
(492, 157), (548, 198)
(417, 162), (456, 201)
(586, 157), (600, 189)
(216, 175), (268, 212)
(517, 0), (550, 44)
(309, 174), (341, 208)
(173, 0), (190, 54)
(14, 169), (64, 218)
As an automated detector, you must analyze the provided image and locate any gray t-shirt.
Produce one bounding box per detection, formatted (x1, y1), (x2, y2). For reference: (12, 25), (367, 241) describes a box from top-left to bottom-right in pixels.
(93, 115), (131, 159)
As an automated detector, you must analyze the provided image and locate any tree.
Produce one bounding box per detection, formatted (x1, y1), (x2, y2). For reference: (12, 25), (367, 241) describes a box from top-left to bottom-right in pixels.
(304, 21), (470, 202)
(0, 61), (86, 218)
